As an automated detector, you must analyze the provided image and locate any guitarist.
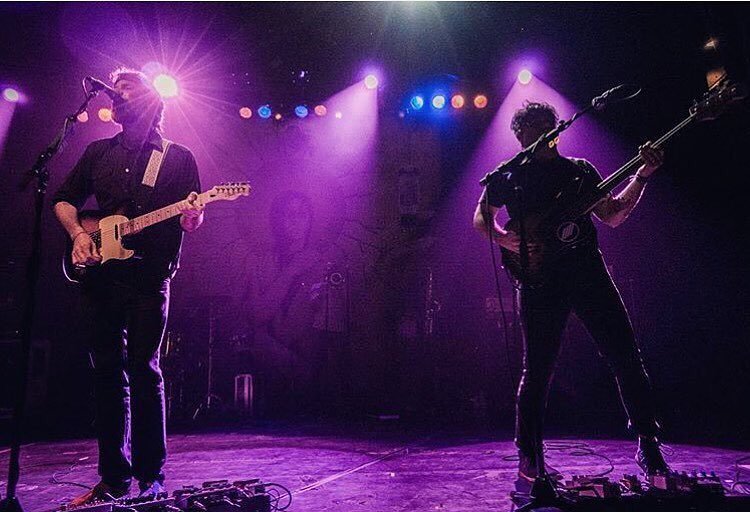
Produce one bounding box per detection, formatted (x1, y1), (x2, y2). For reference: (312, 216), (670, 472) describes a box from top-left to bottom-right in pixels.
(472, 102), (669, 480)
(52, 68), (204, 505)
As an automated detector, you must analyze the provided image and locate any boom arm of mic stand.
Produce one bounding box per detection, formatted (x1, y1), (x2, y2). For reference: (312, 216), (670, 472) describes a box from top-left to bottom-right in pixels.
(20, 89), (100, 192)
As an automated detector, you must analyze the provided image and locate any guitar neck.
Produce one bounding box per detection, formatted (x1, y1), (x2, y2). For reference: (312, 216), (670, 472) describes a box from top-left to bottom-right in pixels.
(575, 112), (697, 216)
(120, 190), (213, 236)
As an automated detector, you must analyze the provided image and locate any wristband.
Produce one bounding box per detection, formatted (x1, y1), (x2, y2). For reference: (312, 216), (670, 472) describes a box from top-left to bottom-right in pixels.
(634, 173), (649, 184)
(72, 230), (88, 241)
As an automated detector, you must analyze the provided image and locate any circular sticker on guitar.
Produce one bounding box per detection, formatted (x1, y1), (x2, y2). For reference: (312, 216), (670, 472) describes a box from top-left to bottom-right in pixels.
(556, 221), (581, 243)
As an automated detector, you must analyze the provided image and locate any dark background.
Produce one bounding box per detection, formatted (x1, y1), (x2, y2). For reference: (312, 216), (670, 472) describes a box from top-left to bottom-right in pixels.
(0, 3), (748, 447)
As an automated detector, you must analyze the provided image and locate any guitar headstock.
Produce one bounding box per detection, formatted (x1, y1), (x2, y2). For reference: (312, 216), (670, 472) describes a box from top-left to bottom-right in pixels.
(206, 182), (252, 201)
(690, 78), (747, 122)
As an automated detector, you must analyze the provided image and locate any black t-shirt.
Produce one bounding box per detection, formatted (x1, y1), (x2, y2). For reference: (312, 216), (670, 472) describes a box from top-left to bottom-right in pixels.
(481, 155), (604, 250)
(53, 131), (201, 283)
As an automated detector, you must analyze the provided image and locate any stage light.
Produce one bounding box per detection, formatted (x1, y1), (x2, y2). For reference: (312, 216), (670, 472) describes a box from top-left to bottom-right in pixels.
(431, 94), (446, 109)
(98, 108), (112, 122)
(314, 105), (327, 116)
(77, 111), (89, 123)
(258, 105), (272, 119)
(473, 94), (488, 109)
(239, 107), (252, 119)
(152, 74), (179, 98)
(518, 69), (533, 85)
(2, 88), (19, 103)
(274, 113), (282, 120)
(451, 94), (465, 109)
(410, 95), (424, 110)
(334, 111), (343, 119)
(294, 105), (309, 118)
(364, 74), (379, 90)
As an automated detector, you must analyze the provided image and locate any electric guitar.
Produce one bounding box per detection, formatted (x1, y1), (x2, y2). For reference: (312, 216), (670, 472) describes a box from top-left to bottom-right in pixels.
(62, 182), (252, 283)
(500, 78), (746, 286)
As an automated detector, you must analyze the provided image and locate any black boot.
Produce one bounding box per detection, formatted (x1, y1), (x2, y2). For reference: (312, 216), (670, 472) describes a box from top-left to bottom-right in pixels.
(635, 436), (670, 475)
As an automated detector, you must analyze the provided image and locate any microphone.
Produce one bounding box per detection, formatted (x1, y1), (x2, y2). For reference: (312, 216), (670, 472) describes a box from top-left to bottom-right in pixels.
(85, 76), (121, 100)
(591, 84), (641, 111)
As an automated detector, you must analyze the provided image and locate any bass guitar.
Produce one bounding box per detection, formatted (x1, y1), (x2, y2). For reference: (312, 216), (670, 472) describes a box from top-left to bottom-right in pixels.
(500, 78), (746, 286)
(62, 182), (251, 283)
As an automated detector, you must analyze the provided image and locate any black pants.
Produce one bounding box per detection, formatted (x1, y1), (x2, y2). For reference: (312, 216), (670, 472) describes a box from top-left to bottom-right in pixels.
(515, 250), (659, 458)
(81, 276), (169, 487)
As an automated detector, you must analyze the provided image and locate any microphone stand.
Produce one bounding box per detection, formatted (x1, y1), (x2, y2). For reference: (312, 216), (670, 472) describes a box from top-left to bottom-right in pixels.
(0, 84), (100, 512)
(480, 104), (593, 512)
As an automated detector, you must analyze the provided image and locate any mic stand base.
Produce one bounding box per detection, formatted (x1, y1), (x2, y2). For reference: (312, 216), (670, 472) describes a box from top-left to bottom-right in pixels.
(0, 496), (25, 512)
(515, 474), (573, 511)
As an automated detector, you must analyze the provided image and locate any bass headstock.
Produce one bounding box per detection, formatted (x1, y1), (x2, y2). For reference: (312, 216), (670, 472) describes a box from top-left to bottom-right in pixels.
(690, 77), (747, 122)
(206, 182), (252, 201)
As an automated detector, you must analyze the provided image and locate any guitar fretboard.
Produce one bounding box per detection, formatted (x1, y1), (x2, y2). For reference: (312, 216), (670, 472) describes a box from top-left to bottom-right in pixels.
(119, 191), (212, 237)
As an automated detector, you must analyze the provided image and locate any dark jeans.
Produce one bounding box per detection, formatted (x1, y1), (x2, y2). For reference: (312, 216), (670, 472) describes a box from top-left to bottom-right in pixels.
(515, 250), (659, 459)
(81, 276), (169, 487)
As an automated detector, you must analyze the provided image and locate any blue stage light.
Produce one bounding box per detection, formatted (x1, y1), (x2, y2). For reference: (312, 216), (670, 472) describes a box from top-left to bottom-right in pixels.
(258, 105), (272, 119)
(294, 105), (309, 118)
(431, 94), (446, 109)
(410, 95), (424, 110)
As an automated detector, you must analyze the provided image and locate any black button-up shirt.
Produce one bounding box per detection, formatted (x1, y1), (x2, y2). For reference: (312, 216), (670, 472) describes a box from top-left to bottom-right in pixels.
(53, 131), (201, 283)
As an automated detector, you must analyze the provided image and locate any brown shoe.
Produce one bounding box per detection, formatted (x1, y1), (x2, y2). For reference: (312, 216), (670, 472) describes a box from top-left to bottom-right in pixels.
(66, 481), (129, 508)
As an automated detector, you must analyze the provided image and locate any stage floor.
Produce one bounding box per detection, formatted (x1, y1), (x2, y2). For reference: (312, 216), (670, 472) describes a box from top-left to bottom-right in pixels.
(1, 424), (747, 511)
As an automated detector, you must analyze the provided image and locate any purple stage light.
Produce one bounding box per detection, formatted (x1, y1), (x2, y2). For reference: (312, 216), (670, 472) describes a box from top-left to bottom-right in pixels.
(432, 95), (446, 109)
(3, 88), (20, 103)
(410, 95), (424, 110)
(334, 111), (343, 119)
(77, 111), (89, 123)
(239, 107), (252, 119)
(364, 74), (379, 90)
(314, 105), (327, 116)
(451, 94), (465, 109)
(295, 105), (309, 118)
(518, 69), (533, 85)
(153, 73), (179, 98)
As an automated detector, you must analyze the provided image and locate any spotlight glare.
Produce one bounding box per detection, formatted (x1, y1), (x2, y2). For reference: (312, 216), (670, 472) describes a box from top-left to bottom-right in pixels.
(258, 105), (272, 119)
(239, 107), (253, 119)
(77, 111), (89, 123)
(410, 95), (424, 110)
(274, 113), (282, 120)
(98, 108), (112, 122)
(451, 94), (465, 109)
(364, 74), (379, 90)
(294, 105), (309, 118)
(314, 105), (327, 116)
(473, 94), (488, 109)
(518, 69), (533, 85)
(2, 88), (20, 103)
(431, 94), (446, 109)
(334, 111), (343, 119)
(152, 74), (179, 98)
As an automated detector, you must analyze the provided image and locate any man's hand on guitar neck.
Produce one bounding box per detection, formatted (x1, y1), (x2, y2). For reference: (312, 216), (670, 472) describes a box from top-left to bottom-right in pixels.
(636, 141), (664, 178)
(178, 191), (205, 232)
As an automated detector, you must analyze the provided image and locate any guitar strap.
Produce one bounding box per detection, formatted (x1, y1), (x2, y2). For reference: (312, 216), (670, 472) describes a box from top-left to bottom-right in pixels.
(142, 139), (172, 188)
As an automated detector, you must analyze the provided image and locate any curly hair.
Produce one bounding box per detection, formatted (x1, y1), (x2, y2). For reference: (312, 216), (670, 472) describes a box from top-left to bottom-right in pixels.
(109, 67), (165, 133)
(510, 101), (558, 136)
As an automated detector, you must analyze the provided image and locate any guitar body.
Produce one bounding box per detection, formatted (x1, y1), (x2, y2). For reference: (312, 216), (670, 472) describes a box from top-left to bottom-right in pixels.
(62, 211), (135, 284)
(500, 212), (596, 287)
